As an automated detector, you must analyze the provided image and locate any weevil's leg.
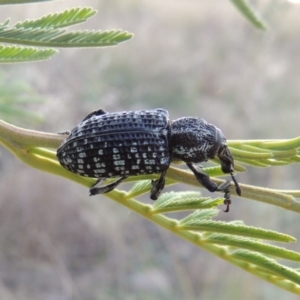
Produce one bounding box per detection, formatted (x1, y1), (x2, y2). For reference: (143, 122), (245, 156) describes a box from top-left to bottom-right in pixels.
(187, 162), (233, 212)
(58, 110), (107, 136)
(186, 162), (219, 192)
(82, 109), (108, 122)
(90, 176), (128, 196)
(58, 130), (71, 135)
(150, 170), (167, 200)
(217, 181), (232, 212)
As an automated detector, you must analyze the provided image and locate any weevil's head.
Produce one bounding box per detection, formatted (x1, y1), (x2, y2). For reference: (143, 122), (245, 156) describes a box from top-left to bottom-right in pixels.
(217, 143), (234, 174)
(218, 142), (242, 197)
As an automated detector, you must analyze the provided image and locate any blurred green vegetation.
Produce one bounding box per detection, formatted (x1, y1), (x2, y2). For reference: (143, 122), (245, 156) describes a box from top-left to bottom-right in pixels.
(1, 1), (300, 300)
(0, 72), (44, 125)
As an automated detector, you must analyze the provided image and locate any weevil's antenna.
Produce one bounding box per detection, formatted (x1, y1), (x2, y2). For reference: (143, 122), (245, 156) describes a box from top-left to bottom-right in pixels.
(223, 188), (231, 213)
(230, 172), (242, 196)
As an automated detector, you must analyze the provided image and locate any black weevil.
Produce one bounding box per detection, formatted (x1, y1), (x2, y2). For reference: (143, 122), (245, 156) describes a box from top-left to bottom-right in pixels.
(57, 109), (241, 212)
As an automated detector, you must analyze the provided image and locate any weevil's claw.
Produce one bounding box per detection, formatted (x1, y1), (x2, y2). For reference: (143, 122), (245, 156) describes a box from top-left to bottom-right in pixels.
(223, 199), (231, 213)
(223, 185), (231, 213)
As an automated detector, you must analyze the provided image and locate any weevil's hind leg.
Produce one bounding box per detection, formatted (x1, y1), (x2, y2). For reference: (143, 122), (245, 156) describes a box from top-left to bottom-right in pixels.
(57, 130), (71, 136)
(90, 176), (128, 196)
(186, 162), (219, 192)
(82, 109), (108, 122)
(150, 170), (167, 200)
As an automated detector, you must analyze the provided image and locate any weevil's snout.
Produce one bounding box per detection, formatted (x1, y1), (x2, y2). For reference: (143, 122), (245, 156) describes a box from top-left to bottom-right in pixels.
(218, 144), (234, 174)
(218, 144), (242, 197)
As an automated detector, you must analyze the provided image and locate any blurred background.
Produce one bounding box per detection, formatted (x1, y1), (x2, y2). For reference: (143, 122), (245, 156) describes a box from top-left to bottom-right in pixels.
(0, 0), (300, 299)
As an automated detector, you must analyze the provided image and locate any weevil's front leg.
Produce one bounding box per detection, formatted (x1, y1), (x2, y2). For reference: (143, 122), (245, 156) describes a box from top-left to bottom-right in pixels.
(90, 176), (128, 196)
(186, 162), (219, 192)
(217, 181), (231, 212)
(186, 162), (232, 212)
(150, 170), (167, 200)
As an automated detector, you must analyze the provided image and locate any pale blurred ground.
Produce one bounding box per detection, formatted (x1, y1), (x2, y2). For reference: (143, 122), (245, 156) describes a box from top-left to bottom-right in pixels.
(1, 0), (300, 299)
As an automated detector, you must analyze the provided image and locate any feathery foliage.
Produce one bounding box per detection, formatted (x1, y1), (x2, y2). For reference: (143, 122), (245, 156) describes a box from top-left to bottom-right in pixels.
(14, 7), (97, 29)
(0, 7), (133, 63)
(0, 73), (44, 125)
(0, 45), (56, 62)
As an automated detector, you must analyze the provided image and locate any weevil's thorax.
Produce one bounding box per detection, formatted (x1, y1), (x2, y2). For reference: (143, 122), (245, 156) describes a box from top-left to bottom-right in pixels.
(169, 117), (226, 163)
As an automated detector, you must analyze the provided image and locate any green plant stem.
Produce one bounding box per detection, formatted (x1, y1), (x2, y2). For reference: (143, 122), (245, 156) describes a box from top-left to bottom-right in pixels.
(0, 119), (95, 187)
(166, 167), (300, 213)
(0, 119), (63, 150)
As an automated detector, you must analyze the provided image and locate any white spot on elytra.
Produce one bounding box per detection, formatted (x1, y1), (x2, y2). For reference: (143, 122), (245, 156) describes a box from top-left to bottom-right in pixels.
(94, 169), (106, 174)
(145, 159), (155, 165)
(79, 152), (86, 158)
(160, 157), (169, 164)
(96, 163), (106, 168)
(114, 160), (125, 166)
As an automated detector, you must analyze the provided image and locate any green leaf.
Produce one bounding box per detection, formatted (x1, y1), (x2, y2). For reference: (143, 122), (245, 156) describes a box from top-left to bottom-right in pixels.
(205, 234), (300, 261)
(230, 0), (268, 30)
(126, 180), (152, 198)
(230, 147), (273, 159)
(0, 45), (56, 62)
(229, 138), (300, 169)
(152, 192), (223, 213)
(179, 219), (296, 243)
(0, 7), (133, 54)
(15, 7), (97, 29)
(233, 250), (300, 285)
(0, 27), (133, 48)
(178, 209), (220, 222)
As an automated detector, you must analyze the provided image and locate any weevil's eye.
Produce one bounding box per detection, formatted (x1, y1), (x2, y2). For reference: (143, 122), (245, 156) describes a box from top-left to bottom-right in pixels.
(218, 145), (234, 174)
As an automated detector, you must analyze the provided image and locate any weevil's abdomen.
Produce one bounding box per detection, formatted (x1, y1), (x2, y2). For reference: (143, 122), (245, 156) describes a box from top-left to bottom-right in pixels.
(57, 109), (171, 178)
(170, 117), (226, 163)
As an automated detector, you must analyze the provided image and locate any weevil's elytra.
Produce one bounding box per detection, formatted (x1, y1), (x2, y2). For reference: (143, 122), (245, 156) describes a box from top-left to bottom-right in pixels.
(57, 108), (241, 212)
